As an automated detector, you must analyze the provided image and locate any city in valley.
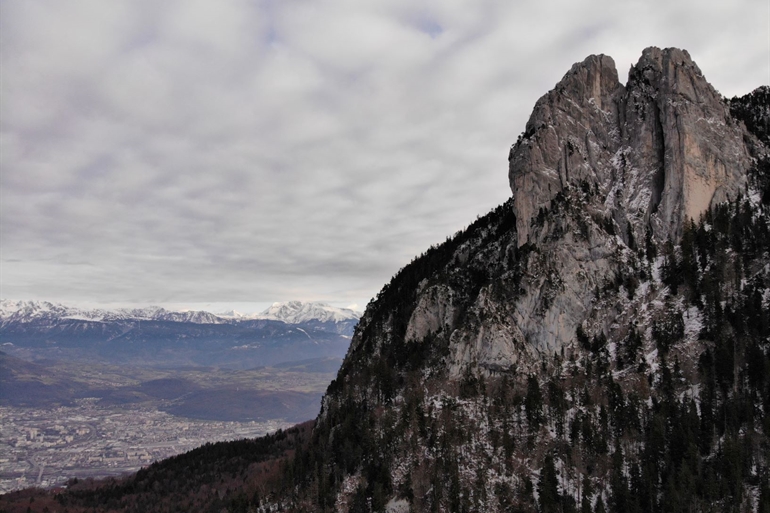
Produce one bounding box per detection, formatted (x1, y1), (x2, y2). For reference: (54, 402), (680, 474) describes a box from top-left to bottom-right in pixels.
(0, 401), (289, 493)
(0, 352), (340, 494)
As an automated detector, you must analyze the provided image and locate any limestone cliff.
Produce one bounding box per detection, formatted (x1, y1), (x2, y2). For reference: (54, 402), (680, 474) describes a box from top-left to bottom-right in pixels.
(510, 47), (751, 248)
(455, 46), (757, 359)
(380, 47), (759, 368)
(339, 50), (761, 376)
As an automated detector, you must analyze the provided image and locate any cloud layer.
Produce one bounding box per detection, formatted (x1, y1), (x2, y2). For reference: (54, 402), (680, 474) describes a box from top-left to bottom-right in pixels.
(2, 0), (768, 308)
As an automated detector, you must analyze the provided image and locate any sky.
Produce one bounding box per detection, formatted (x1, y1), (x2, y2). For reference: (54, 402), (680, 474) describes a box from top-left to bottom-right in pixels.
(1, 0), (768, 315)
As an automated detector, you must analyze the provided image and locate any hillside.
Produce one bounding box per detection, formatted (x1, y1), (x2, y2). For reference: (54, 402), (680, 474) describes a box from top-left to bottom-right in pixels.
(2, 47), (768, 513)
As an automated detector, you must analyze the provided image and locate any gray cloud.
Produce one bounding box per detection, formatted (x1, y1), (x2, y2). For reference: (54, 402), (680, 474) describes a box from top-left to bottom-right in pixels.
(1, 0), (767, 310)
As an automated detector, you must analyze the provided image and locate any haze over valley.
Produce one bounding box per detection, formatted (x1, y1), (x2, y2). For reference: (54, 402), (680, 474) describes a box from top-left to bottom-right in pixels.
(0, 300), (357, 492)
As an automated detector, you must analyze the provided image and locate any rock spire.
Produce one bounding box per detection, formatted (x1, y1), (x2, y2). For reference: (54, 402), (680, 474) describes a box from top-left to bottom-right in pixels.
(509, 46), (751, 247)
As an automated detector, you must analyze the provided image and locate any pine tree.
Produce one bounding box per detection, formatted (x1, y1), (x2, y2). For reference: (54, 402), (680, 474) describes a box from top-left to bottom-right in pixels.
(539, 454), (560, 513)
(609, 442), (629, 513)
(526, 376), (543, 432)
(580, 475), (593, 513)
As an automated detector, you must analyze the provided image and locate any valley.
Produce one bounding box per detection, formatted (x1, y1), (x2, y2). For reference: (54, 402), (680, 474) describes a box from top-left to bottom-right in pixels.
(0, 354), (340, 493)
(0, 400), (287, 493)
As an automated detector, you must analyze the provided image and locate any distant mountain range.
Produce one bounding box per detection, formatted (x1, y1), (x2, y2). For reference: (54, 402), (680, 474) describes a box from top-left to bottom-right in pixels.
(253, 300), (360, 324)
(0, 299), (360, 325)
(0, 300), (361, 369)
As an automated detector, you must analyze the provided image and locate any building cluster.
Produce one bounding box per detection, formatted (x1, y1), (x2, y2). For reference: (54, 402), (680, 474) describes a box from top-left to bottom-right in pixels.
(0, 399), (289, 493)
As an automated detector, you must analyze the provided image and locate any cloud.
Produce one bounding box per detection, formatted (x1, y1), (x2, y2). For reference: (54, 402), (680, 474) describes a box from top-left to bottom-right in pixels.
(1, 0), (768, 308)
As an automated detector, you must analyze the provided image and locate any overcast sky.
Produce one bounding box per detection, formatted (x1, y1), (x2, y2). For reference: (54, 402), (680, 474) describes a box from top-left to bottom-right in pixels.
(1, 0), (768, 314)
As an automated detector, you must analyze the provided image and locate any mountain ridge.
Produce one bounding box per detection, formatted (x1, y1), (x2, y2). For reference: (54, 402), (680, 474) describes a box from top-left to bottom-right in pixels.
(0, 299), (361, 325)
(0, 300), (360, 369)
(255, 301), (361, 324)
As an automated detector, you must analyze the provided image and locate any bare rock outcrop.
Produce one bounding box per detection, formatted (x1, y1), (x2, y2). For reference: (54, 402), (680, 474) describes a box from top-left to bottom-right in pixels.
(420, 47), (757, 370)
(341, 47), (762, 384)
(510, 47), (752, 246)
(509, 54), (624, 247)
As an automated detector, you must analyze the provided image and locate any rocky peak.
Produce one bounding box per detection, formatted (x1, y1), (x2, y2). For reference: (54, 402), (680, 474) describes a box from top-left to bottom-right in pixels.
(347, 47), (764, 374)
(629, 47), (706, 101)
(623, 46), (749, 241)
(510, 46), (751, 247)
(554, 53), (622, 111)
(509, 53), (624, 247)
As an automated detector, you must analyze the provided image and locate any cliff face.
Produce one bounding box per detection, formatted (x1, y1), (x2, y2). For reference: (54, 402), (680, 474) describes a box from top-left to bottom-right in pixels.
(344, 48), (756, 376)
(465, 46), (756, 357)
(510, 47), (751, 249)
(398, 47), (760, 366)
(340, 47), (765, 377)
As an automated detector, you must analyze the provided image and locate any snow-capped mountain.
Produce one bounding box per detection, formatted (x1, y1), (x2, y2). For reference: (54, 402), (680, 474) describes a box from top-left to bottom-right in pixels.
(0, 299), (359, 326)
(255, 301), (361, 324)
(0, 300), (75, 322)
(0, 299), (360, 369)
(215, 309), (247, 319)
(0, 300), (227, 325)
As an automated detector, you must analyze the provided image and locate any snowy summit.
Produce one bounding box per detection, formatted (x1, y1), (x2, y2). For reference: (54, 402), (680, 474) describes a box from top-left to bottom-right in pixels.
(0, 299), (360, 326)
(255, 301), (361, 324)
